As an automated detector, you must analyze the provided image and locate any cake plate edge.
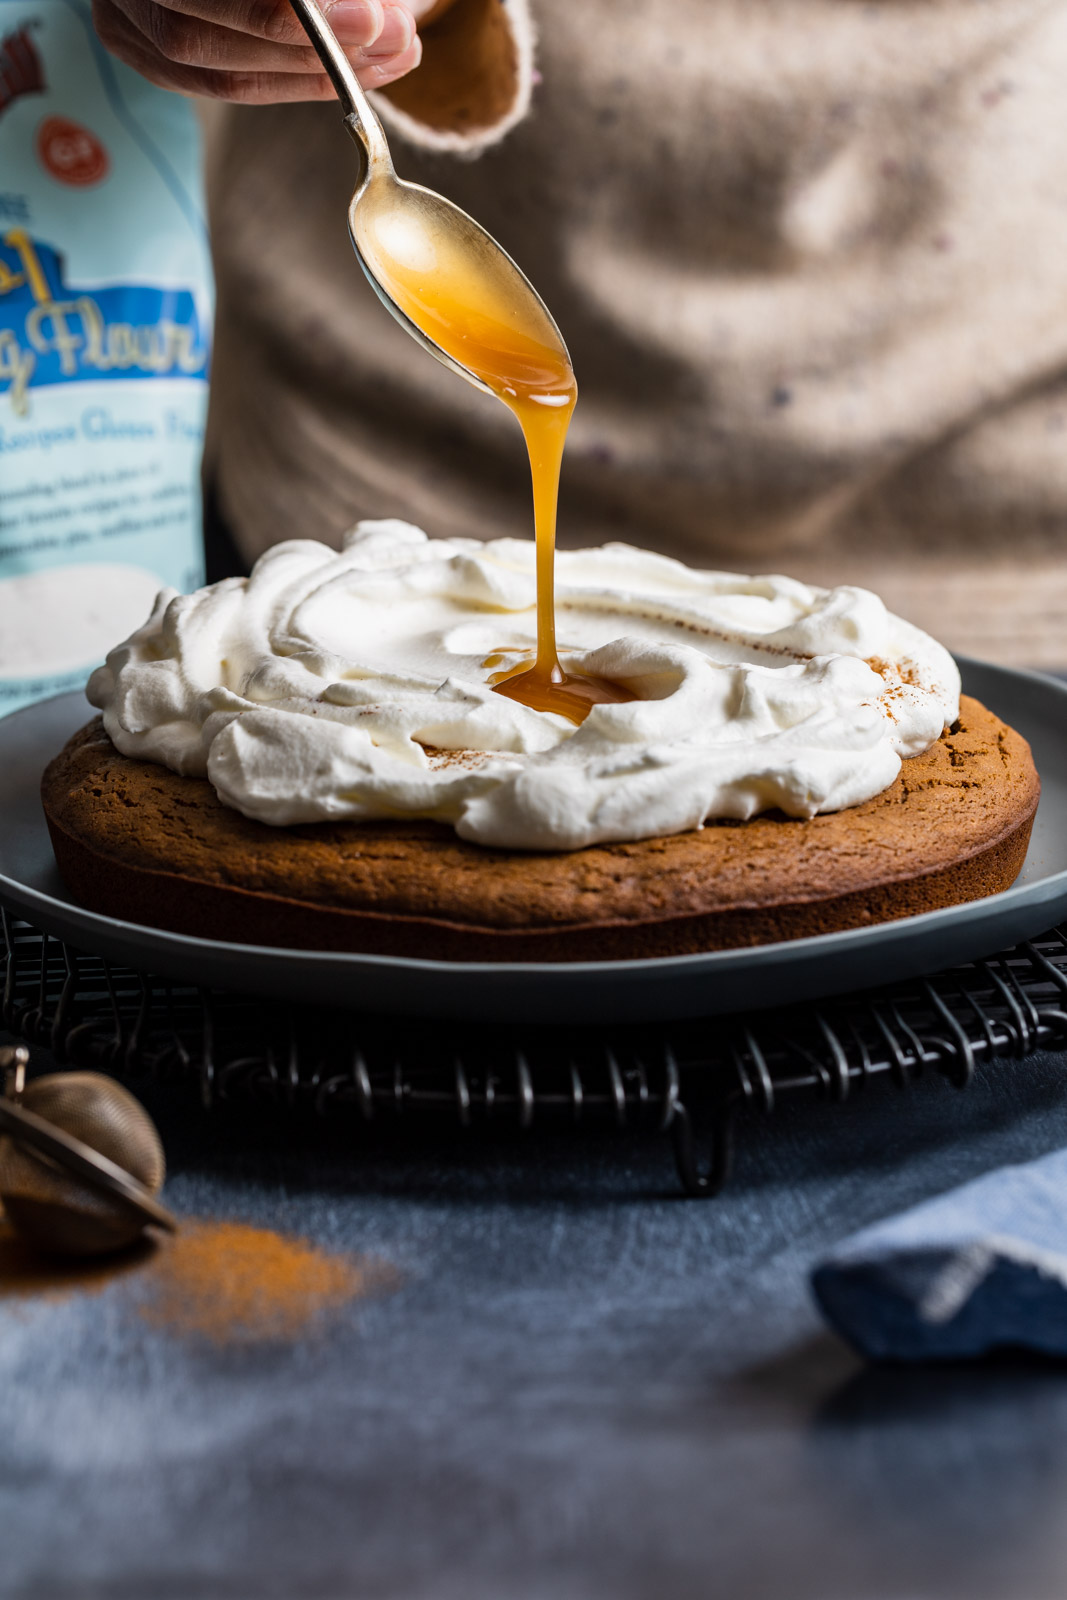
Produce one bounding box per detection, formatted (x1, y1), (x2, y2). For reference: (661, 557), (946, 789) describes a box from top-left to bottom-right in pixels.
(1, 658), (1065, 1024)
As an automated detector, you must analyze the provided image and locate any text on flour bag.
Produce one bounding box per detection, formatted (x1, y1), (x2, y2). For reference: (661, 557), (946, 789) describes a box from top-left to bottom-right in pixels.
(0, 1), (212, 715)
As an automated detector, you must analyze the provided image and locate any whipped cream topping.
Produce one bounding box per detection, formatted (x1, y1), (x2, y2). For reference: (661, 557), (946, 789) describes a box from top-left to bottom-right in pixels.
(88, 521), (960, 851)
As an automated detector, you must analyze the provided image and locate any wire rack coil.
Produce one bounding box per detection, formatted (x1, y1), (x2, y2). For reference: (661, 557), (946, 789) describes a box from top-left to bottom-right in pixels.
(3, 907), (1067, 1195)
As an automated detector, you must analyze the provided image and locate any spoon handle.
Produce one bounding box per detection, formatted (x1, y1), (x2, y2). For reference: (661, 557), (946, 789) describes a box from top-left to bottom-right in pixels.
(289, 0), (392, 168)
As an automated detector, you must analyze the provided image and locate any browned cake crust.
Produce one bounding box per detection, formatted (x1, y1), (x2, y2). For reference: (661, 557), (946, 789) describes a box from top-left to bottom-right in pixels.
(41, 696), (1039, 962)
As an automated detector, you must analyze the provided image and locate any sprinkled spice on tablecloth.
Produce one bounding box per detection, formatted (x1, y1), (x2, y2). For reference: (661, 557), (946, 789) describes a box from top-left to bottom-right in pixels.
(0, 1217), (396, 1342)
(138, 1221), (391, 1343)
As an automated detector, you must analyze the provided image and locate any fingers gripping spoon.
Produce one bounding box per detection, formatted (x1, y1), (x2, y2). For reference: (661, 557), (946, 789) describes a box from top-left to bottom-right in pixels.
(288, 0), (635, 721)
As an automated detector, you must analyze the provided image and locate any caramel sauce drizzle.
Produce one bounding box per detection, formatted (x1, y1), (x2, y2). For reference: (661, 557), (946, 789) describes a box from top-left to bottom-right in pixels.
(358, 194), (634, 724)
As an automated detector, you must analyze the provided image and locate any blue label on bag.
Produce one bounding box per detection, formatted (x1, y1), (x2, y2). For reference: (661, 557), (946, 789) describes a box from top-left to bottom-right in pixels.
(0, 231), (208, 411)
(0, 0), (213, 716)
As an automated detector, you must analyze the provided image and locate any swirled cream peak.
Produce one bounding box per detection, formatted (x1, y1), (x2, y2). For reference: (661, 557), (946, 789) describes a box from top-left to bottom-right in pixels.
(88, 521), (960, 851)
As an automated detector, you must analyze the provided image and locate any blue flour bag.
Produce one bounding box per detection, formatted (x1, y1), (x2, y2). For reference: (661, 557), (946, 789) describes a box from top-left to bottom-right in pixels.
(0, 0), (211, 714)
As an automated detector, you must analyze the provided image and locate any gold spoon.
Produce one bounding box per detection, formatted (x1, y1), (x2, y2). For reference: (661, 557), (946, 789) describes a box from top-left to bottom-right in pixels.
(289, 0), (639, 725)
(288, 0), (573, 405)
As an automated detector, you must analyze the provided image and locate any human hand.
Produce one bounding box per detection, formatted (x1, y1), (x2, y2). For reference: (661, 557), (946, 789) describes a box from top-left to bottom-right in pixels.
(92, 0), (423, 103)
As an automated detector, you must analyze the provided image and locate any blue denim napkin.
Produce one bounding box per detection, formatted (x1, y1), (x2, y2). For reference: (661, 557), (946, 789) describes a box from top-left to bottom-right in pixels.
(812, 1147), (1067, 1360)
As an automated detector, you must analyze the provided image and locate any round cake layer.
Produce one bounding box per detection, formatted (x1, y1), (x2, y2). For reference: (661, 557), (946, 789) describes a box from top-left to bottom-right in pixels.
(42, 697), (1039, 963)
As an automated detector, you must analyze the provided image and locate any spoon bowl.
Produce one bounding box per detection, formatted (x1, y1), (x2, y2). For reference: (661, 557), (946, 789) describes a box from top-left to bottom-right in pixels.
(289, 0), (572, 400)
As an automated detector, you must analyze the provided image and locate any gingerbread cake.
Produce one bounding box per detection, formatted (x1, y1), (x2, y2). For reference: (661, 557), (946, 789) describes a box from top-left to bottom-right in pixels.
(42, 696), (1038, 961)
(41, 526), (1040, 962)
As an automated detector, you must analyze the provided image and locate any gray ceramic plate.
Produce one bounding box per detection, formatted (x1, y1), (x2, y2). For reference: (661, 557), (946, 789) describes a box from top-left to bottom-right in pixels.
(1, 660), (1065, 1023)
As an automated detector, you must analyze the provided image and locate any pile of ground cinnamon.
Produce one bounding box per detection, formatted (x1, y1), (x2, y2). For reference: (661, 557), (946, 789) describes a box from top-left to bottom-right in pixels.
(0, 1217), (394, 1344)
(138, 1220), (389, 1343)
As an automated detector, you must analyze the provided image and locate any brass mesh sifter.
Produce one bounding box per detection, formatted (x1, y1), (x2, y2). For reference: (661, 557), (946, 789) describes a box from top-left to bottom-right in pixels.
(0, 1045), (177, 1255)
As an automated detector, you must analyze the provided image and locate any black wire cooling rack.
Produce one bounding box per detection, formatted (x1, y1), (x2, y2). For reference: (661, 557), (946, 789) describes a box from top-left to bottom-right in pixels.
(3, 906), (1067, 1195)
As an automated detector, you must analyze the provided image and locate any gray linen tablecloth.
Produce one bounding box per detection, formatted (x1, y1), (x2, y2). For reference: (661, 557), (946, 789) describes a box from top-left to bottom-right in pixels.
(4, 1035), (1067, 1600)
